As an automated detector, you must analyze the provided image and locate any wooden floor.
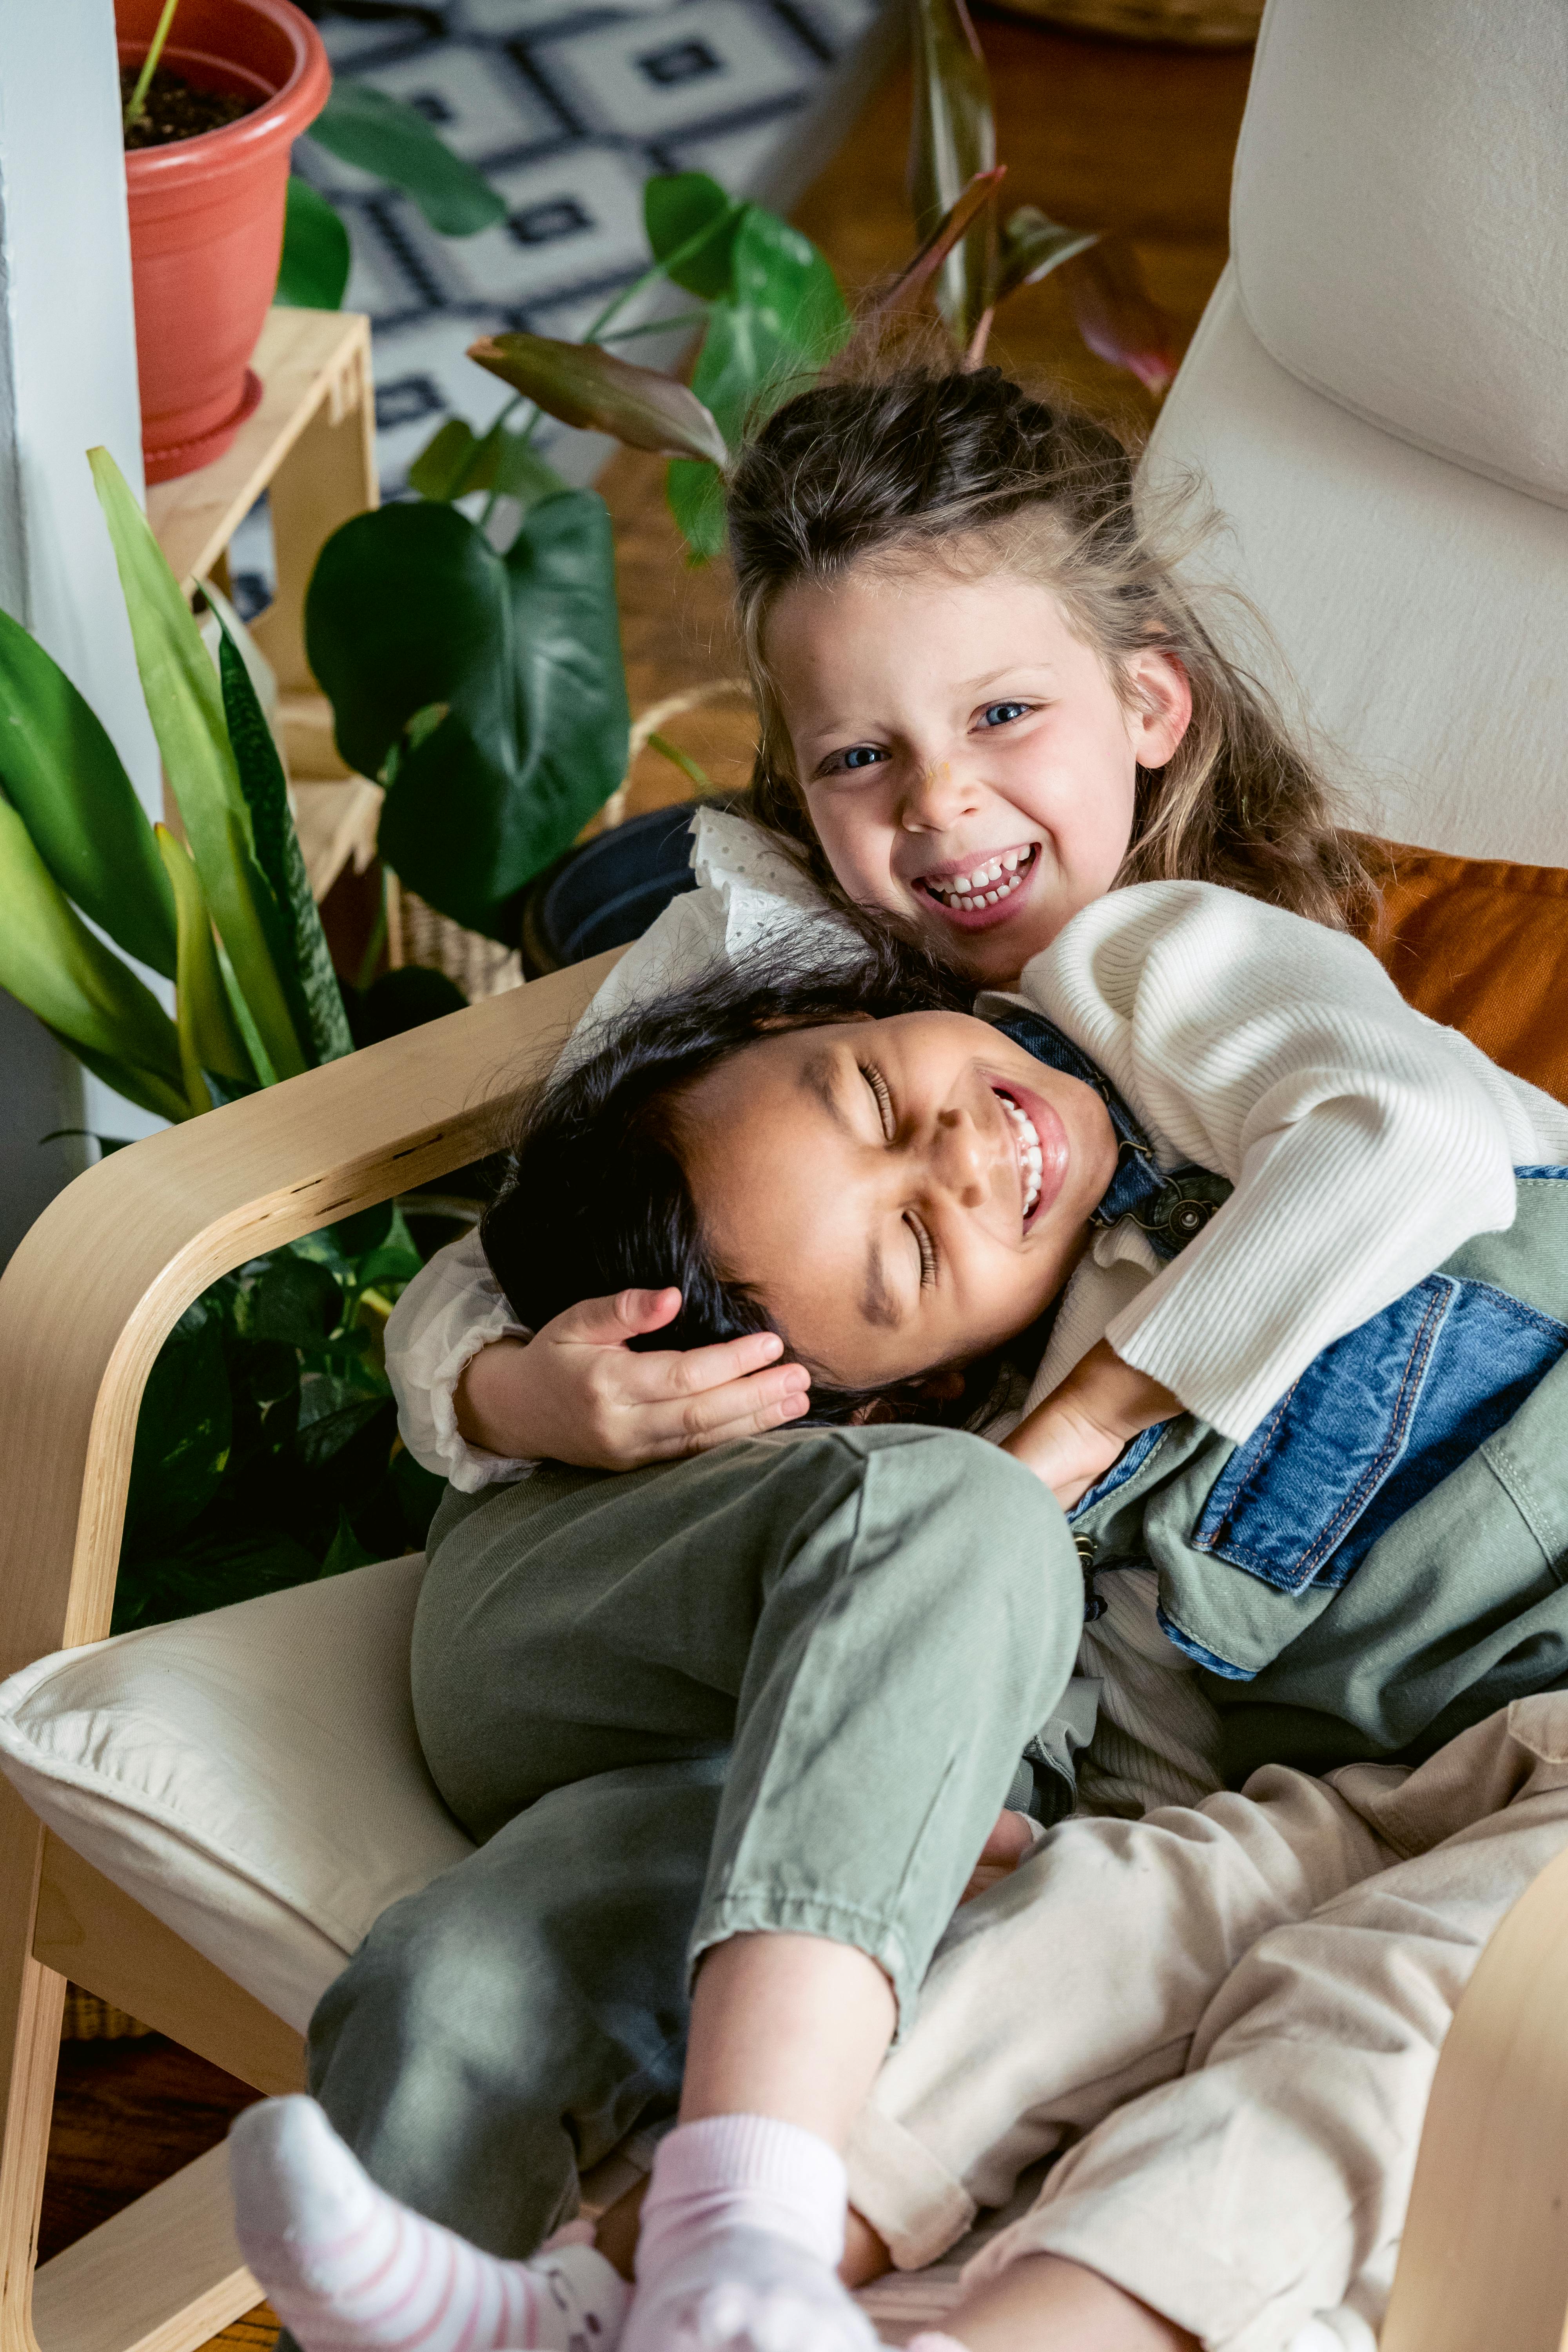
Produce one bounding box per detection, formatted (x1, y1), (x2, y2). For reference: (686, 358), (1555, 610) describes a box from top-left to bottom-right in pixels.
(39, 17), (1249, 2347)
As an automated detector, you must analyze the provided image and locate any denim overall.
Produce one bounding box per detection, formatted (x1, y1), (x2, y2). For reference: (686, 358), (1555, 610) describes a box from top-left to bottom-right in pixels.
(997, 1006), (1568, 1783)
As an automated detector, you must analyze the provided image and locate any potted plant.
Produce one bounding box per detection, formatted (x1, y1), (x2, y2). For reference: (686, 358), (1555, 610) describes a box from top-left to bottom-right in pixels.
(118, 0), (330, 480)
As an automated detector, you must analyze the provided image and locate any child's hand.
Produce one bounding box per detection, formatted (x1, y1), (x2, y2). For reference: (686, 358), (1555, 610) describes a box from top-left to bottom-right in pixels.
(453, 1289), (812, 1471)
(1001, 1339), (1179, 1510)
(958, 1808), (1038, 1907)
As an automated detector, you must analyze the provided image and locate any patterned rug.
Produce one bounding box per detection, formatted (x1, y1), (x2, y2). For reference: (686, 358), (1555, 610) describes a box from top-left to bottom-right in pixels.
(230, 0), (889, 608)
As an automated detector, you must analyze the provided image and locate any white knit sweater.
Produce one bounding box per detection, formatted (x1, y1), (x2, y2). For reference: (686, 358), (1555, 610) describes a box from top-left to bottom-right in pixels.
(385, 808), (1568, 1495)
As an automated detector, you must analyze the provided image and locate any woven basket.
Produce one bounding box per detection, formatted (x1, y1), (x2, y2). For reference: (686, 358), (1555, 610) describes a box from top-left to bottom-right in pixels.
(61, 1985), (154, 2042)
(997, 0), (1261, 42)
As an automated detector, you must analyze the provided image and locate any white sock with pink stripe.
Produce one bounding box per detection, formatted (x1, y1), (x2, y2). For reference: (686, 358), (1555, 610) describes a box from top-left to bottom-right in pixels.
(229, 2095), (629, 2352)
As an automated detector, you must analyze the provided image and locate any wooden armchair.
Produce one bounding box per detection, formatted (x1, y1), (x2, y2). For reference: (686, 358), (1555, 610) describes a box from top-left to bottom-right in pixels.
(0, 952), (613, 2352)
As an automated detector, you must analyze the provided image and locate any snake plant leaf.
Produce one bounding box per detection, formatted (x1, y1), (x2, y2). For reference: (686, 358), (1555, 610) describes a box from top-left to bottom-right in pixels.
(89, 446), (308, 1081)
(307, 82), (506, 237)
(468, 333), (729, 466)
(908, 0), (998, 349)
(1061, 236), (1179, 394)
(0, 604), (177, 978)
(306, 493), (629, 938)
(218, 626), (353, 1067)
(276, 175), (352, 310)
(155, 824), (250, 1115)
(0, 787), (189, 1122)
(994, 204), (1099, 307)
(644, 172), (742, 299)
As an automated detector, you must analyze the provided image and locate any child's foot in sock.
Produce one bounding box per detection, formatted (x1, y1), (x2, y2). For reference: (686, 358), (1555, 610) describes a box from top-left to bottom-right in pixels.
(229, 2095), (629, 2352)
(620, 2115), (881, 2352)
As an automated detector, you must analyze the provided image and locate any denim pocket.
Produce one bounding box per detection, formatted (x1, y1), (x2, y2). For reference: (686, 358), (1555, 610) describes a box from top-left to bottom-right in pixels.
(1195, 1276), (1568, 1594)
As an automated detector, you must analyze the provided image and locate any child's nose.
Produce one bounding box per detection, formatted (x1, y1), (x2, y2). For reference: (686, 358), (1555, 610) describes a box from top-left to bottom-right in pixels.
(931, 1107), (991, 1202)
(899, 756), (978, 831)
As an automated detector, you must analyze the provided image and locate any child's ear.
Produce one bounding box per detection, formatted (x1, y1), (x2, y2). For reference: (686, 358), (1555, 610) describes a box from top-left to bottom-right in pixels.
(1125, 647), (1193, 770)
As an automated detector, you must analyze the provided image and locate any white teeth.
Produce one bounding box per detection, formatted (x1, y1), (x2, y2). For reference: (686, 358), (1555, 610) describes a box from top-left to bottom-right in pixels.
(997, 1091), (1045, 1221)
(921, 846), (1037, 913)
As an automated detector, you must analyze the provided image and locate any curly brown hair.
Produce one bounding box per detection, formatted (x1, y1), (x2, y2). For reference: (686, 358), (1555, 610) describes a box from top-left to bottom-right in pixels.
(726, 365), (1370, 931)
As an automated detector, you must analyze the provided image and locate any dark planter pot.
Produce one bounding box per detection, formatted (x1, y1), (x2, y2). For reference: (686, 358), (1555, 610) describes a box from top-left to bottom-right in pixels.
(514, 801), (704, 979)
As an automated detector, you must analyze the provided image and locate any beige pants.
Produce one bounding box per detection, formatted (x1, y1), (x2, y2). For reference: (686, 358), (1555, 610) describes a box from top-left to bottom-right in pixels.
(846, 1693), (1568, 2352)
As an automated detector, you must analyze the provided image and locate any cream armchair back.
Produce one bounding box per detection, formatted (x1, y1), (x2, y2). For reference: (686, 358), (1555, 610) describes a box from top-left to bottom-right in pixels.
(1149, 0), (1568, 867)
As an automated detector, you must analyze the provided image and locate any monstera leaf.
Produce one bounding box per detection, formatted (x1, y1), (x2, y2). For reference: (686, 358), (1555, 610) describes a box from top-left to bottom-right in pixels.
(306, 494), (630, 938)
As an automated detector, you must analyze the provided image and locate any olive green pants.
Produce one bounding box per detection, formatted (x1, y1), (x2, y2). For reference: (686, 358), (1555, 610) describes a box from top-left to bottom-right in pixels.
(304, 1426), (1079, 2256)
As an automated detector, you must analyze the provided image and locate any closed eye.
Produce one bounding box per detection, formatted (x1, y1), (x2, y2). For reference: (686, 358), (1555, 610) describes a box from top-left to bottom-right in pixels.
(861, 1062), (895, 1140)
(906, 1211), (936, 1287)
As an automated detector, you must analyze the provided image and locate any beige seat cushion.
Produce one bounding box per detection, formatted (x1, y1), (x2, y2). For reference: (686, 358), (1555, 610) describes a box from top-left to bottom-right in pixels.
(0, 1557), (473, 2031)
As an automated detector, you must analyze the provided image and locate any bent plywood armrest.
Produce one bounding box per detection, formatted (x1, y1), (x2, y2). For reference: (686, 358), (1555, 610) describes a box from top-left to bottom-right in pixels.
(0, 951), (616, 2352)
(1382, 1836), (1568, 2352)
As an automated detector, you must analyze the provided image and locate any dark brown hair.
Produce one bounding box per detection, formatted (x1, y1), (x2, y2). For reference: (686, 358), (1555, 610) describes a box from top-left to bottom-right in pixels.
(727, 365), (1370, 931)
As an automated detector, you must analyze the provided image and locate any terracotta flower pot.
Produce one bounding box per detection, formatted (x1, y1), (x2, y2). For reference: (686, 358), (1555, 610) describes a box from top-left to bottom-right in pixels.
(117, 0), (331, 483)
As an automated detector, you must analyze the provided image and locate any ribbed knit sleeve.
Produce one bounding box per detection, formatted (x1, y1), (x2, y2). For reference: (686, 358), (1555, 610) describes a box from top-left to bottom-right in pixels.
(1024, 882), (1568, 1444)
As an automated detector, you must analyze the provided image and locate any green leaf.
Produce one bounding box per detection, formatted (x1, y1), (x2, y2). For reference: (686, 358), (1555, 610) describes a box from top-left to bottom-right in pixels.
(113, 1528), (320, 1634)
(306, 495), (630, 938)
(125, 1296), (232, 1551)
(729, 207), (851, 362)
(318, 1505), (378, 1579)
(155, 823), (253, 1114)
(908, 0), (998, 348)
(644, 172), (742, 299)
(326, 1201), (394, 1258)
(468, 332), (728, 465)
(666, 460), (729, 566)
(308, 82), (506, 237)
(0, 787), (189, 1119)
(663, 209), (849, 561)
(276, 175), (351, 309)
(994, 204), (1098, 307)
(89, 447), (308, 1080)
(409, 414), (569, 510)
(0, 604), (176, 977)
(249, 1253), (343, 1349)
(217, 624), (353, 1067)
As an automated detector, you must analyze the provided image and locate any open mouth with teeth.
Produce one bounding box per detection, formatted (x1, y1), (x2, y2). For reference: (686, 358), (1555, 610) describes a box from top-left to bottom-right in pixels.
(996, 1088), (1046, 1227)
(916, 843), (1039, 916)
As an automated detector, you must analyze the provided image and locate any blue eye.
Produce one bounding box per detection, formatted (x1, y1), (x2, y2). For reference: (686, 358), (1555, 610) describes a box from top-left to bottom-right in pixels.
(980, 701), (1029, 729)
(839, 746), (885, 771)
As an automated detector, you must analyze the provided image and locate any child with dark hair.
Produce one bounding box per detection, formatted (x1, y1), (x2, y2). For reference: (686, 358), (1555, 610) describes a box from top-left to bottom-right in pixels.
(233, 882), (1568, 2352)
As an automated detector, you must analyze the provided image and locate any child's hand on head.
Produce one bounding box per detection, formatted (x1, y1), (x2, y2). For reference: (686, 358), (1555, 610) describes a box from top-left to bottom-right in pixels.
(454, 1290), (811, 1473)
(1002, 1338), (1178, 1510)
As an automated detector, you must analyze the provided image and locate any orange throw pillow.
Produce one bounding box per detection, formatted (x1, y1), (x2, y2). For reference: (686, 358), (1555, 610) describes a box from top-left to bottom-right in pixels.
(1358, 845), (1568, 1104)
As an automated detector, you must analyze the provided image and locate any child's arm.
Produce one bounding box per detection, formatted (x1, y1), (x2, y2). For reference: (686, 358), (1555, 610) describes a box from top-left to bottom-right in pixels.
(1000, 1339), (1177, 1505)
(1024, 880), (1568, 1448)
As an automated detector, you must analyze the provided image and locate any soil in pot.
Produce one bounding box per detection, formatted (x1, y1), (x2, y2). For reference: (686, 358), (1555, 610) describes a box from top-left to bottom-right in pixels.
(121, 65), (258, 148)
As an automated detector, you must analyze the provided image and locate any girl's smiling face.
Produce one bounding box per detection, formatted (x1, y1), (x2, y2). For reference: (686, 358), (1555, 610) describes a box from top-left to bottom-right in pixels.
(765, 561), (1192, 987)
(679, 1009), (1118, 1392)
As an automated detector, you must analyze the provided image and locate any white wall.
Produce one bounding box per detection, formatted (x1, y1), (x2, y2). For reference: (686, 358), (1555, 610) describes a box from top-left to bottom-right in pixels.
(0, 0), (166, 1262)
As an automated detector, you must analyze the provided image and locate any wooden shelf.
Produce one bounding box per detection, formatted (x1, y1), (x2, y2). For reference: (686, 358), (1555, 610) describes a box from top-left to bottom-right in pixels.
(147, 309), (382, 904)
(147, 310), (372, 599)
